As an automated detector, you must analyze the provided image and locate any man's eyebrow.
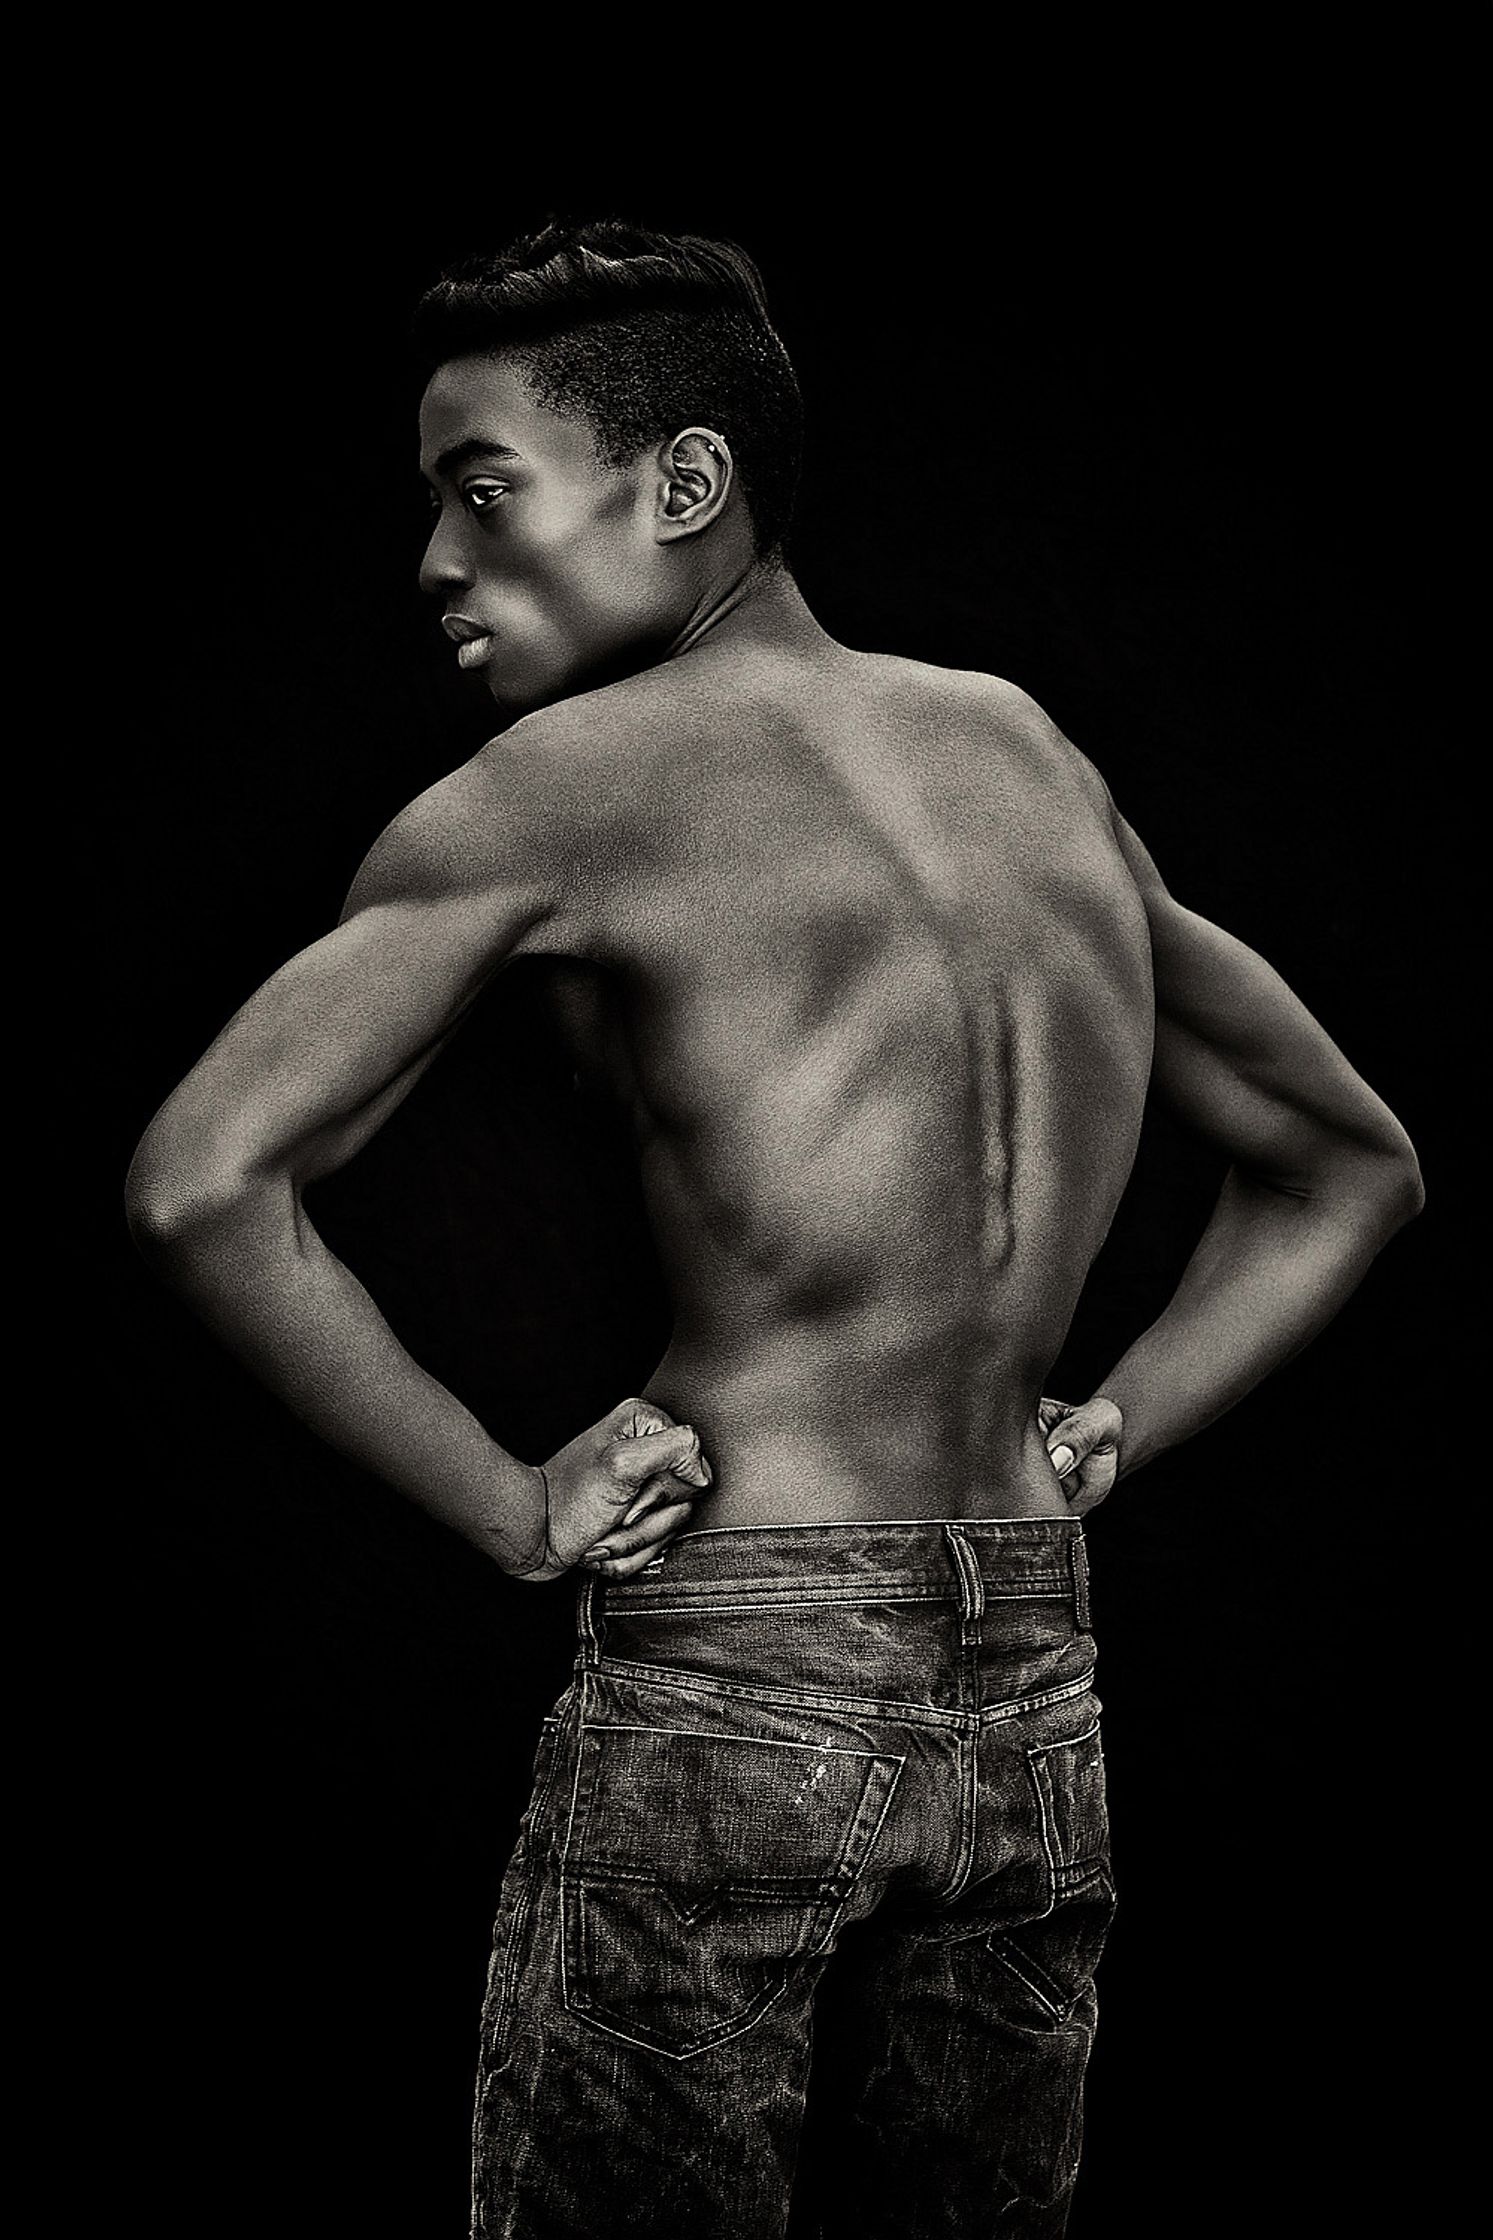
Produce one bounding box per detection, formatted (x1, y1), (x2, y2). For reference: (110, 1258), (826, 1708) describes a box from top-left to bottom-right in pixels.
(426, 436), (522, 479)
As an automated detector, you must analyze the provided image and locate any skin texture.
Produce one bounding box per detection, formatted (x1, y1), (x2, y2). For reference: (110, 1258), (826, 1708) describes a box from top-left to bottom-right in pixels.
(126, 351), (1424, 1584)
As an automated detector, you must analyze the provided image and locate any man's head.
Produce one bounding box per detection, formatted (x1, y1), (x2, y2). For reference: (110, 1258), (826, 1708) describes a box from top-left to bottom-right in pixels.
(412, 216), (803, 712)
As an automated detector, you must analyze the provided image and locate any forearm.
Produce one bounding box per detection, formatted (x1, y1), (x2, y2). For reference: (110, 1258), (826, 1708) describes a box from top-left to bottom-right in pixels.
(132, 1178), (547, 1572)
(1097, 1156), (1420, 1478)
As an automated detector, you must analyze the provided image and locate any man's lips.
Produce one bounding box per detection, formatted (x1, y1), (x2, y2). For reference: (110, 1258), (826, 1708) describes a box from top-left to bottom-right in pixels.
(441, 614), (498, 670)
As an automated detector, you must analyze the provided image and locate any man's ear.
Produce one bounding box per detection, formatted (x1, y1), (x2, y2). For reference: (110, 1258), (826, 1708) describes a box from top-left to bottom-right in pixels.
(656, 426), (732, 540)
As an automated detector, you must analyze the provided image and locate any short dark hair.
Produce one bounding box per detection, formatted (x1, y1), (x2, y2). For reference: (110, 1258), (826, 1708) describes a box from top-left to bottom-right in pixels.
(412, 216), (803, 564)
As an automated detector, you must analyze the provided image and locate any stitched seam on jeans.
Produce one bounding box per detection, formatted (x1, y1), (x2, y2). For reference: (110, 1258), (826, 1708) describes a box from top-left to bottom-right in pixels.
(589, 1654), (1098, 1729)
(562, 1975), (802, 2063)
(822, 1756), (901, 1926)
(603, 1579), (1074, 1606)
(1070, 1537), (1092, 1630)
(665, 1519), (1083, 1546)
(978, 1673), (1099, 1725)
(607, 1570), (949, 1597)
(586, 1658), (970, 1725)
(571, 1863), (852, 1899)
(599, 1585), (958, 1603)
(937, 1727), (979, 1905)
(576, 1721), (902, 1760)
(1031, 1767), (1063, 1923)
(1027, 1720), (1102, 1757)
(1052, 1856), (1108, 1890)
(987, 1938), (1074, 2020)
(979, 1583), (1072, 1599)
(488, 1728), (564, 2068)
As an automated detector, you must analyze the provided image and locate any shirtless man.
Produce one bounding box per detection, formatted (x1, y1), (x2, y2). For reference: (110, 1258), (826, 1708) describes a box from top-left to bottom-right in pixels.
(126, 221), (1423, 2238)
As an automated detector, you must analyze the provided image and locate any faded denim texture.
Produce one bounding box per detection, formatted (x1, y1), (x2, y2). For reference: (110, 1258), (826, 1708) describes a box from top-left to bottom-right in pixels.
(471, 1518), (1114, 2239)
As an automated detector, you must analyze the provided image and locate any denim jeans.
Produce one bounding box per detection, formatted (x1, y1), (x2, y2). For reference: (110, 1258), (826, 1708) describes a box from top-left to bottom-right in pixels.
(471, 1517), (1114, 2239)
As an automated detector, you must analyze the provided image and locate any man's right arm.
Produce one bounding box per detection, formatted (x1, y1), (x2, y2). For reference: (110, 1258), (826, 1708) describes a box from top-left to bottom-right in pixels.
(1079, 806), (1424, 1483)
(124, 727), (710, 1580)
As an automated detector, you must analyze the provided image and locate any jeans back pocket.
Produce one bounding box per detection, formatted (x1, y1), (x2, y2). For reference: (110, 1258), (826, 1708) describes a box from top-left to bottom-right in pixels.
(561, 1722), (902, 2059)
(1025, 1716), (1110, 1903)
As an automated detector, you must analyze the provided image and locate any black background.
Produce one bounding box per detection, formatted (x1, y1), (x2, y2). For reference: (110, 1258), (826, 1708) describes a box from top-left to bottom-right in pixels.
(100, 144), (1446, 2238)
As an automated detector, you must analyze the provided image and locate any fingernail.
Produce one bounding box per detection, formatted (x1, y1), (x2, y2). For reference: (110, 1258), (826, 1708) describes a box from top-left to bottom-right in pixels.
(1050, 1445), (1076, 1477)
(585, 1546), (612, 1562)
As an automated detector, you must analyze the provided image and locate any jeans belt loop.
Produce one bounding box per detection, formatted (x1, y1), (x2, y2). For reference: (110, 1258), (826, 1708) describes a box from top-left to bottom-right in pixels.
(943, 1524), (985, 1632)
(1070, 1534), (1092, 1632)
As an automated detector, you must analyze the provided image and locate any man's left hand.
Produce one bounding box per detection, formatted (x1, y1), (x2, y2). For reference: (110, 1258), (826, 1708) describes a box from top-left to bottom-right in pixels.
(1038, 1394), (1124, 1515)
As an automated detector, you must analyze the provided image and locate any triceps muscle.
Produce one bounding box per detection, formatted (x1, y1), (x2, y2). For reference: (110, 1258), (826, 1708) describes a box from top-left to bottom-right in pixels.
(1111, 807), (1412, 1187)
(153, 887), (529, 1204)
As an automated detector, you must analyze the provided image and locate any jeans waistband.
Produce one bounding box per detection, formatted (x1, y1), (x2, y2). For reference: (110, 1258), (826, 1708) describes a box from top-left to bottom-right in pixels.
(577, 1516), (1091, 1636)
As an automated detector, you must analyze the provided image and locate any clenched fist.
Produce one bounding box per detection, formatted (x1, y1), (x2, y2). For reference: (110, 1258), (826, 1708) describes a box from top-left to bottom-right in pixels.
(509, 1396), (715, 1584)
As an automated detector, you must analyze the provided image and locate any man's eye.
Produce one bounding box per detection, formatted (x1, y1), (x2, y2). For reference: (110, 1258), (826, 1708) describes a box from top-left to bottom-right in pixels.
(464, 482), (508, 513)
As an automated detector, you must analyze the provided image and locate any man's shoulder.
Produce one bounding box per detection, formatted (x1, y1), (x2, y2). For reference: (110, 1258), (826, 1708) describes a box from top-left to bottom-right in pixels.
(479, 670), (678, 788)
(347, 715), (609, 913)
(867, 657), (1111, 785)
(861, 653), (1063, 734)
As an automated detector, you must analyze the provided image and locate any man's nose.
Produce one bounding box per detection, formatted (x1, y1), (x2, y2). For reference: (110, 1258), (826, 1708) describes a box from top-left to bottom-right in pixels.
(418, 512), (470, 599)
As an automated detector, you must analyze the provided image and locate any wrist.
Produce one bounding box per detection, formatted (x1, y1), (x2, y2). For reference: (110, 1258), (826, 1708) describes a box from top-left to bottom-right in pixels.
(503, 1460), (558, 1582)
(1090, 1376), (1153, 1479)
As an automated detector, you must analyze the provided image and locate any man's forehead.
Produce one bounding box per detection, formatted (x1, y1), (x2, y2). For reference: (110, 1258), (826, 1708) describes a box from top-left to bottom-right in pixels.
(418, 354), (593, 471)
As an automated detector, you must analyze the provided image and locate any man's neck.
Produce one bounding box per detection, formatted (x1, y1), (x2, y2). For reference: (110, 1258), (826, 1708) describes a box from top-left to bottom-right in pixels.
(666, 562), (836, 668)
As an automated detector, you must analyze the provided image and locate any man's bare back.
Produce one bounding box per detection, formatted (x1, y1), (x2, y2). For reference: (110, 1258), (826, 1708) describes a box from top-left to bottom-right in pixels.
(514, 646), (1154, 1527)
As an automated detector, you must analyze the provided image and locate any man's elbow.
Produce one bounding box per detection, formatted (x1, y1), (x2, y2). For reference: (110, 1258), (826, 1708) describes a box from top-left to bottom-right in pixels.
(124, 1130), (267, 1264)
(1263, 1112), (1424, 1237)
(1377, 1140), (1426, 1229)
(1335, 1119), (1425, 1238)
(125, 1176), (206, 1261)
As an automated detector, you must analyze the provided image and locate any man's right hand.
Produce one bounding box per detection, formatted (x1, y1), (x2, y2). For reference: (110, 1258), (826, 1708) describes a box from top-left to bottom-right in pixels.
(510, 1396), (714, 1584)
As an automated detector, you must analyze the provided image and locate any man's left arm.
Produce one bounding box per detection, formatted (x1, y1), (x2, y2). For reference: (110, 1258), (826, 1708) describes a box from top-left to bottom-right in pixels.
(1042, 800), (1423, 1506)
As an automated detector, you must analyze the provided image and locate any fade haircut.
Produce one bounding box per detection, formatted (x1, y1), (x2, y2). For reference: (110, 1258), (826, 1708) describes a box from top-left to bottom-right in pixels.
(412, 216), (803, 566)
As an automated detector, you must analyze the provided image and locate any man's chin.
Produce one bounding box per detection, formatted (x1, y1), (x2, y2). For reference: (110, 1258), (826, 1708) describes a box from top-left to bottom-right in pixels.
(486, 674), (566, 719)
(480, 659), (548, 714)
